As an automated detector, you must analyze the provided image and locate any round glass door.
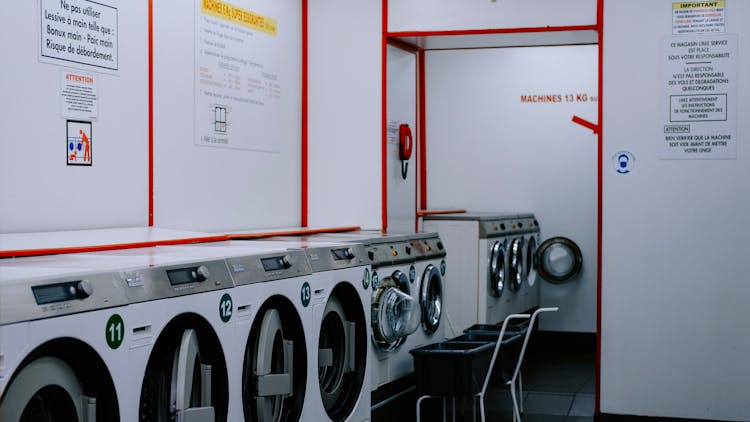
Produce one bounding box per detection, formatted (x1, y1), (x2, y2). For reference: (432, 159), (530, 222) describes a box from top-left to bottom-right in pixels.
(420, 264), (443, 334)
(525, 236), (538, 287)
(507, 237), (525, 292)
(488, 240), (506, 297)
(371, 273), (420, 350)
(534, 237), (583, 283)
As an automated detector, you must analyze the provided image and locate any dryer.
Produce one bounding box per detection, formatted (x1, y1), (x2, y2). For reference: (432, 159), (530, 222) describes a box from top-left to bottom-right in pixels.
(245, 238), (373, 422)
(405, 232), (446, 347)
(0, 254), (135, 421)
(90, 246), (236, 421)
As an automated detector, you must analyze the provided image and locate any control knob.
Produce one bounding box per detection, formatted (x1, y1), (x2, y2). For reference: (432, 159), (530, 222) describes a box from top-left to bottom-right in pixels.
(281, 255), (292, 269)
(76, 280), (93, 299)
(195, 265), (210, 282)
(343, 248), (355, 260)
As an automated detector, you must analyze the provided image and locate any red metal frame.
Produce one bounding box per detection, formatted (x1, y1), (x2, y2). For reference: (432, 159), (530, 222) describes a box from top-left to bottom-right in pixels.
(301, 0), (308, 227)
(227, 225), (360, 240)
(418, 50), (427, 211)
(383, 0), (605, 415)
(148, 0), (154, 226)
(381, 0), (389, 232)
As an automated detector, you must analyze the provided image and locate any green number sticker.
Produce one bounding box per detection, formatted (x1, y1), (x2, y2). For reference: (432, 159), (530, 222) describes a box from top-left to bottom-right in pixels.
(371, 271), (380, 291)
(301, 282), (311, 307)
(409, 265), (416, 283)
(441, 260), (446, 276)
(105, 314), (124, 350)
(362, 268), (370, 290)
(219, 293), (233, 323)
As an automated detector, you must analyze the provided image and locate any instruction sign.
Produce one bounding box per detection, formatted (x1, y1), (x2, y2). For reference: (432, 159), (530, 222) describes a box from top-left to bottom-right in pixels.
(195, 0), (283, 152)
(67, 120), (92, 166)
(40, 0), (118, 71)
(672, 2), (725, 35)
(60, 70), (98, 119)
(660, 35), (736, 159)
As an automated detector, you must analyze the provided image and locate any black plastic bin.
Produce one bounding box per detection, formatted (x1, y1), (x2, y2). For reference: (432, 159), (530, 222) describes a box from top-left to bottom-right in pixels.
(459, 327), (526, 383)
(410, 341), (494, 397)
(463, 320), (529, 336)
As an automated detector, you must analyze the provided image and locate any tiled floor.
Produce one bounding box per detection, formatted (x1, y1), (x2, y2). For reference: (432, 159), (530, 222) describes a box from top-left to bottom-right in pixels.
(373, 332), (596, 421)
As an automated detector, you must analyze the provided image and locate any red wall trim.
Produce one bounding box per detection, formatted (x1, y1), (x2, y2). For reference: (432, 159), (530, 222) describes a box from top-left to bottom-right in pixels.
(381, 0), (389, 232)
(228, 226), (361, 240)
(301, 0), (309, 227)
(386, 24), (598, 38)
(572, 115), (600, 134)
(0, 236), (231, 259)
(386, 38), (420, 54)
(418, 50), (427, 211)
(148, 0), (154, 227)
(596, 0), (604, 416)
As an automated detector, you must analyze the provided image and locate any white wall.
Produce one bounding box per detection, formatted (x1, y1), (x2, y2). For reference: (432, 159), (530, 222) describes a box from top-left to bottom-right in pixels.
(601, 1), (750, 420)
(388, 0), (596, 33)
(307, 0), (382, 230)
(153, 0), (301, 232)
(0, 1), (148, 233)
(425, 46), (598, 332)
(386, 45), (417, 233)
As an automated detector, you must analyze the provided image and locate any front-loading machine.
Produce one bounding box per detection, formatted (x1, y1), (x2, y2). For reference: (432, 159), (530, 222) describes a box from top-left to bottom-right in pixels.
(244, 238), (373, 422)
(0, 255), (136, 421)
(161, 240), (318, 421)
(404, 232), (446, 347)
(88, 246), (236, 421)
(424, 212), (584, 334)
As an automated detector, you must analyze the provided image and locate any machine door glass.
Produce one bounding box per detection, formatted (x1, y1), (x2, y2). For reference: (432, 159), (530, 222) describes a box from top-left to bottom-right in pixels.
(171, 329), (214, 422)
(420, 264), (443, 334)
(0, 356), (95, 422)
(525, 236), (538, 287)
(251, 309), (294, 421)
(371, 273), (420, 350)
(489, 240), (506, 297)
(534, 237), (583, 283)
(318, 284), (366, 421)
(507, 237), (525, 292)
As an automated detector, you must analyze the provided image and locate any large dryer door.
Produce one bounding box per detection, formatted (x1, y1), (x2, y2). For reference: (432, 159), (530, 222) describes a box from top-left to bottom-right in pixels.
(534, 237), (583, 283)
(251, 309), (294, 421)
(507, 237), (525, 292)
(317, 283), (367, 422)
(371, 272), (421, 350)
(420, 264), (443, 334)
(525, 235), (538, 287)
(171, 329), (214, 422)
(0, 356), (96, 421)
(488, 240), (506, 298)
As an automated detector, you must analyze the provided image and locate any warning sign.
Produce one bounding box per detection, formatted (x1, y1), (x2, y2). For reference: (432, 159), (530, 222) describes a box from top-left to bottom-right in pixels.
(67, 120), (92, 166)
(672, 1), (725, 35)
(60, 70), (98, 120)
(660, 35), (737, 159)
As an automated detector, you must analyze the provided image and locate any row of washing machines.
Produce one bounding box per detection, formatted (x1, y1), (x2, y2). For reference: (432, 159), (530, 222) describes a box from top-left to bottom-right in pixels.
(0, 231), (446, 421)
(0, 214), (580, 421)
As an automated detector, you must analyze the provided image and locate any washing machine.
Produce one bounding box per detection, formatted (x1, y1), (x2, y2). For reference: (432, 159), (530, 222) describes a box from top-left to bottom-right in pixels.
(424, 212), (584, 334)
(0, 254), (137, 421)
(242, 238), (373, 422)
(158, 240), (318, 421)
(86, 246), (236, 421)
(405, 232), (446, 347)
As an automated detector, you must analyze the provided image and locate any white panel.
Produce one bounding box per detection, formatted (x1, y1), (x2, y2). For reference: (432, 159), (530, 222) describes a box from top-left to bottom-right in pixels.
(154, 0), (301, 232)
(0, 1), (148, 233)
(386, 45), (417, 233)
(389, 0), (596, 33)
(602, 1), (750, 420)
(425, 46), (598, 333)
(307, 0), (381, 230)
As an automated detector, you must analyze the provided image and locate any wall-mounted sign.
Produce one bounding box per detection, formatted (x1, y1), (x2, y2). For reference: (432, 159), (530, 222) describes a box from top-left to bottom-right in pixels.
(67, 120), (92, 166)
(195, 0), (283, 152)
(660, 34), (737, 159)
(60, 70), (98, 120)
(672, 1), (725, 35)
(40, 0), (118, 71)
(611, 151), (635, 174)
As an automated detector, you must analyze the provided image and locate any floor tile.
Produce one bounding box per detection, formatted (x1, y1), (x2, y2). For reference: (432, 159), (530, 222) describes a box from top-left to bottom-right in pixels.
(521, 414), (566, 422)
(563, 416), (594, 422)
(568, 393), (595, 417)
(523, 392), (574, 416)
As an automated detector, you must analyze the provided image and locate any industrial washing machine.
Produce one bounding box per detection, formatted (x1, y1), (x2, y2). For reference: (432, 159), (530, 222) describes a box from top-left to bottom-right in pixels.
(246, 238), (373, 422)
(404, 232), (446, 347)
(161, 240), (318, 421)
(424, 212), (583, 334)
(91, 246), (236, 421)
(0, 254), (134, 421)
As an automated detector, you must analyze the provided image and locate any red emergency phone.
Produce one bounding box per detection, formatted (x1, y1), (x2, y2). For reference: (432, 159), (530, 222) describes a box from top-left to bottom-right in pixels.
(399, 124), (412, 179)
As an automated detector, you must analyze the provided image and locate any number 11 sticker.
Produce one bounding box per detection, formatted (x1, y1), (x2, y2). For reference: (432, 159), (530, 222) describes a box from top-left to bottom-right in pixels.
(105, 314), (124, 349)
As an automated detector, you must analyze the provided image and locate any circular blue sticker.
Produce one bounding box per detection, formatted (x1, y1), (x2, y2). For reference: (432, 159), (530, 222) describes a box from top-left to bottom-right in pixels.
(612, 151), (635, 174)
